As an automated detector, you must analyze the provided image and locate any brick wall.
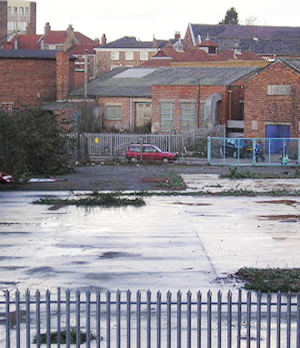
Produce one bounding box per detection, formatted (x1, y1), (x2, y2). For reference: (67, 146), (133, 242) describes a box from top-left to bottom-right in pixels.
(244, 61), (300, 138)
(56, 52), (75, 101)
(0, 1), (7, 46)
(98, 97), (131, 131)
(0, 58), (57, 108)
(183, 25), (194, 48)
(152, 85), (228, 133)
(96, 50), (158, 75)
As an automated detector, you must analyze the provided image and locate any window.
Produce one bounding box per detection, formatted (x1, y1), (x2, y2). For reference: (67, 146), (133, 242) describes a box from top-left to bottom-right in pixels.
(105, 105), (122, 120)
(181, 102), (196, 132)
(19, 7), (24, 15)
(160, 102), (175, 131)
(7, 7), (12, 15)
(25, 7), (30, 16)
(17, 21), (27, 31)
(201, 100), (208, 126)
(111, 51), (119, 60)
(125, 51), (134, 60)
(140, 51), (148, 61)
(267, 85), (290, 96)
(13, 7), (18, 14)
(7, 21), (16, 30)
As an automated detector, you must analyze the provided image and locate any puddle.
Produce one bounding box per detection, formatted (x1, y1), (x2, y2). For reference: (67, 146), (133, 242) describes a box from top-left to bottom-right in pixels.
(0, 266), (26, 271)
(256, 200), (298, 206)
(99, 252), (141, 259)
(0, 232), (31, 235)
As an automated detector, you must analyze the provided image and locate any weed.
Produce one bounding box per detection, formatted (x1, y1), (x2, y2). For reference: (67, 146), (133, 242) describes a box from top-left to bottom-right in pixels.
(33, 193), (145, 208)
(221, 167), (300, 180)
(235, 267), (300, 293)
(33, 328), (98, 344)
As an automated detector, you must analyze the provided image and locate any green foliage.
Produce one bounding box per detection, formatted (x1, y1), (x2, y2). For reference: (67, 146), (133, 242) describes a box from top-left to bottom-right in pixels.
(221, 167), (300, 180)
(157, 173), (186, 190)
(235, 267), (300, 293)
(33, 192), (146, 208)
(0, 108), (73, 176)
(219, 7), (239, 24)
(33, 328), (97, 344)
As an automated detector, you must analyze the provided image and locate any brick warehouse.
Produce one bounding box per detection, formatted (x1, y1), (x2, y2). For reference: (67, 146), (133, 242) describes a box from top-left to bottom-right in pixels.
(237, 59), (300, 138)
(70, 60), (300, 137)
(0, 49), (75, 110)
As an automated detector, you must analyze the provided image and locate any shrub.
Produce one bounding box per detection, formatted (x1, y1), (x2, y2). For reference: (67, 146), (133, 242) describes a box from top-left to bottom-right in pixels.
(0, 108), (73, 176)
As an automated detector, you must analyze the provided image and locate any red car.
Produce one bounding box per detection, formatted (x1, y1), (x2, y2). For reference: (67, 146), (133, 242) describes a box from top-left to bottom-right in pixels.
(0, 171), (15, 184)
(126, 144), (178, 163)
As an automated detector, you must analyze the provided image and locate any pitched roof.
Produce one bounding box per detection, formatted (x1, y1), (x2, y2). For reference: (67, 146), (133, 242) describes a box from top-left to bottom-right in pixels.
(280, 58), (300, 73)
(0, 49), (57, 59)
(8, 34), (42, 50)
(100, 36), (168, 49)
(140, 47), (263, 66)
(43, 31), (97, 46)
(71, 66), (258, 98)
(189, 24), (300, 56)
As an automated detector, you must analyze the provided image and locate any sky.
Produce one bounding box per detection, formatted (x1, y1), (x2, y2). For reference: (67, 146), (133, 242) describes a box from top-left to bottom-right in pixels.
(35, 0), (300, 42)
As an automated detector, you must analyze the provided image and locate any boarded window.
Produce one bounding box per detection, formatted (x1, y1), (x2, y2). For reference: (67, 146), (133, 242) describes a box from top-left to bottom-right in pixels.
(160, 102), (175, 132)
(105, 105), (121, 120)
(267, 85), (290, 96)
(181, 102), (196, 132)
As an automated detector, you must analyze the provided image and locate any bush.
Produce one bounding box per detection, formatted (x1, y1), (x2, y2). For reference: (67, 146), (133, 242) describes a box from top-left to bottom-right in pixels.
(0, 108), (73, 176)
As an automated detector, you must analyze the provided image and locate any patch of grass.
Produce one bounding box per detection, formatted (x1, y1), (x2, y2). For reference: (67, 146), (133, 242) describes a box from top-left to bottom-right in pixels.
(221, 167), (300, 180)
(33, 328), (98, 344)
(157, 173), (186, 190)
(33, 192), (145, 207)
(235, 267), (300, 293)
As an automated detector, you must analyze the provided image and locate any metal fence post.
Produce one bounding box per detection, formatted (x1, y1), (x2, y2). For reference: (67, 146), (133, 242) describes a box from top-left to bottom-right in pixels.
(106, 291), (111, 348)
(36, 290), (41, 348)
(46, 290), (51, 348)
(57, 288), (61, 348)
(277, 292), (282, 348)
(127, 290), (131, 348)
(177, 291), (182, 348)
(256, 292), (262, 348)
(26, 289), (30, 348)
(76, 290), (81, 348)
(207, 136), (211, 163)
(217, 290), (222, 348)
(197, 292), (202, 348)
(5, 290), (10, 348)
(167, 291), (171, 348)
(207, 291), (212, 348)
(187, 291), (192, 348)
(66, 290), (71, 348)
(146, 290), (151, 348)
(15, 290), (20, 348)
(156, 291), (161, 348)
(227, 291), (232, 348)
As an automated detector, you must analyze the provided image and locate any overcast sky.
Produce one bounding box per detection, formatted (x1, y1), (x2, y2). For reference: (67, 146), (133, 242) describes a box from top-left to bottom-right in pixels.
(35, 0), (300, 42)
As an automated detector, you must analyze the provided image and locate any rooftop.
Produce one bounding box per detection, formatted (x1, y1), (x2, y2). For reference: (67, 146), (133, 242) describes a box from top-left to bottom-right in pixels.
(71, 66), (258, 98)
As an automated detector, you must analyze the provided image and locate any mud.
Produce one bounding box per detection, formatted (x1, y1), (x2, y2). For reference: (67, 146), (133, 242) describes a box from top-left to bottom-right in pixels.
(256, 200), (298, 206)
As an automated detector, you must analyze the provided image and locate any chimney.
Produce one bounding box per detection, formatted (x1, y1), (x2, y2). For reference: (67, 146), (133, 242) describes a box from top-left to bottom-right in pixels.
(44, 22), (51, 36)
(66, 24), (75, 40)
(94, 37), (100, 46)
(174, 31), (180, 41)
(152, 35), (158, 48)
(101, 33), (107, 46)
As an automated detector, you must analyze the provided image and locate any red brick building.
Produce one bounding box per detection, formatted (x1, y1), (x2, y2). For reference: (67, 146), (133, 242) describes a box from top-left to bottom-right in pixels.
(0, 49), (75, 110)
(239, 59), (300, 138)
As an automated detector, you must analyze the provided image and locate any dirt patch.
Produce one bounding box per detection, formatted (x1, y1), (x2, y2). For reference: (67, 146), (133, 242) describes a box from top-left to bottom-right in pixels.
(257, 200), (298, 206)
(259, 214), (300, 220)
(173, 202), (212, 206)
(99, 251), (141, 259)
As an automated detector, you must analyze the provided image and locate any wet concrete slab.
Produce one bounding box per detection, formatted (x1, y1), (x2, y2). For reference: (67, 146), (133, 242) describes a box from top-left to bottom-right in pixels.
(0, 191), (299, 293)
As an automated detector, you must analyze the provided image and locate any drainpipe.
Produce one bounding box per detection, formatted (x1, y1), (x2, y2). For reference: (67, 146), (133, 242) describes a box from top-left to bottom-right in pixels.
(129, 98), (133, 131)
(228, 87), (232, 120)
(197, 77), (201, 130)
(84, 49), (88, 98)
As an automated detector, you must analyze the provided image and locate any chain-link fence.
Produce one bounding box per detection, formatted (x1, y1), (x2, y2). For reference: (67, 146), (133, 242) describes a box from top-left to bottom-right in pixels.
(208, 137), (300, 166)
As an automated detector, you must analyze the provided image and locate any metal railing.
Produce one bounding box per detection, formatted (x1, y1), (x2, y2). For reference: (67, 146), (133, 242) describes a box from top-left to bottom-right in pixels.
(208, 137), (300, 166)
(0, 289), (300, 347)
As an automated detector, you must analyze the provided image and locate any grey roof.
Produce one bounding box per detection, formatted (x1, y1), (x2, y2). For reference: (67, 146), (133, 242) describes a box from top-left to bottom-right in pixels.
(71, 66), (258, 98)
(281, 58), (300, 73)
(101, 36), (169, 49)
(190, 24), (300, 56)
(41, 101), (79, 111)
(0, 49), (58, 59)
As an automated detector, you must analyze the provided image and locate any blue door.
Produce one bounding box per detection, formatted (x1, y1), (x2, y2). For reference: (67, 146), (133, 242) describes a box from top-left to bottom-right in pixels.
(266, 125), (290, 154)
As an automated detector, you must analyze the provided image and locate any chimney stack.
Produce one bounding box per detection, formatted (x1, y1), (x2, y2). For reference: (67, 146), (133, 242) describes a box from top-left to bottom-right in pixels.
(101, 33), (107, 46)
(175, 31), (181, 41)
(44, 22), (51, 36)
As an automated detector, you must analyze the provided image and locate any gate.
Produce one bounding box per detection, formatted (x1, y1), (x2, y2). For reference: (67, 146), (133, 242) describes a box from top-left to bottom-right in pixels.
(208, 137), (300, 166)
(1, 289), (299, 347)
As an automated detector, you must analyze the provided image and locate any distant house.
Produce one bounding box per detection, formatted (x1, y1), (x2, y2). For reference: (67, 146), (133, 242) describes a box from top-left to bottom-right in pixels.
(95, 33), (181, 75)
(0, 49), (75, 110)
(184, 24), (300, 59)
(4, 22), (101, 87)
(141, 38), (266, 68)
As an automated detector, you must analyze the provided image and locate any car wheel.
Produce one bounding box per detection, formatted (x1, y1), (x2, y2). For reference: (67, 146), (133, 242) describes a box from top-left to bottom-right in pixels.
(162, 157), (169, 163)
